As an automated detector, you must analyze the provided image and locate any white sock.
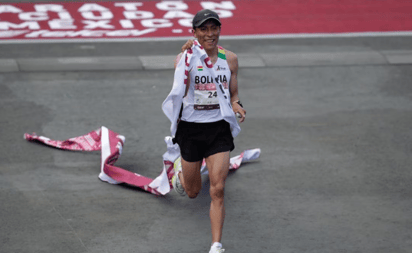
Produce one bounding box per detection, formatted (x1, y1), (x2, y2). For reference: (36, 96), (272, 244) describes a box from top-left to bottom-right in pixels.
(211, 242), (222, 249)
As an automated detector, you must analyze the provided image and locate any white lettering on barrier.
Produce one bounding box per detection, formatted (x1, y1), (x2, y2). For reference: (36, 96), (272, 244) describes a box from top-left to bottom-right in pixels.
(120, 20), (134, 29)
(78, 3), (109, 12)
(114, 3), (143, 11)
(25, 30), (95, 37)
(45, 31), (79, 37)
(200, 1), (235, 19)
(34, 4), (66, 12)
(141, 19), (173, 28)
(124, 11), (154, 19)
(44, 30), (107, 37)
(82, 20), (114, 29)
(25, 30), (48, 37)
(201, 1), (236, 10)
(0, 1), (237, 39)
(18, 12), (49, 21)
(0, 5), (22, 14)
(57, 12), (74, 20)
(156, 1), (188, 11)
(81, 11), (114, 20)
(24, 29), (156, 38)
(0, 30), (28, 37)
(49, 19), (77, 29)
(127, 29), (157, 36)
(0, 21), (40, 30)
(105, 30), (132, 36)
(178, 18), (193, 27)
(163, 10), (193, 19)
(213, 10), (233, 18)
(106, 29), (156, 36)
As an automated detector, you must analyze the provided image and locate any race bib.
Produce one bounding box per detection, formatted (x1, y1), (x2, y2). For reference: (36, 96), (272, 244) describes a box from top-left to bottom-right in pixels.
(194, 83), (220, 110)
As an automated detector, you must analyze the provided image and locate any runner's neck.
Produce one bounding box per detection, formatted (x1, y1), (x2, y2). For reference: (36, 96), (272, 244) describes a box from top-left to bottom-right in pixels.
(205, 47), (219, 65)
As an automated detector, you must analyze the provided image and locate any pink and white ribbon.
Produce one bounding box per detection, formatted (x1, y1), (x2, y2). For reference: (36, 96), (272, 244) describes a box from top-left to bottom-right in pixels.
(24, 127), (260, 195)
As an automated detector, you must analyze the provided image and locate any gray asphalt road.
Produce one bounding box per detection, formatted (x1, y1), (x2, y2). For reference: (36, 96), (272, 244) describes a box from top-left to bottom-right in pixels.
(1, 36), (412, 253)
(3, 36), (412, 58)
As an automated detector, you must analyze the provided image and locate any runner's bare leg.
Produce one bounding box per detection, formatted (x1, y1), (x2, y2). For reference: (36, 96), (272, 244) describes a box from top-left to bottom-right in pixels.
(205, 151), (230, 244)
(180, 158), (202, 198)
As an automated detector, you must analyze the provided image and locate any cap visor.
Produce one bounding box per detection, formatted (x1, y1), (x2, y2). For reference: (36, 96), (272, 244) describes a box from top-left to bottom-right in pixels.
(194, 17), (221, 28)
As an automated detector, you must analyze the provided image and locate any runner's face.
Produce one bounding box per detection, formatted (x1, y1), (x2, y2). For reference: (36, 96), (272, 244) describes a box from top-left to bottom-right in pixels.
(193, 20), (221, 51)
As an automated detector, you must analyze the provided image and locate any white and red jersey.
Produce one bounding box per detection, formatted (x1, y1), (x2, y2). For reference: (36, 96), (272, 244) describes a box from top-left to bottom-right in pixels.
(181, 46), (231, 123)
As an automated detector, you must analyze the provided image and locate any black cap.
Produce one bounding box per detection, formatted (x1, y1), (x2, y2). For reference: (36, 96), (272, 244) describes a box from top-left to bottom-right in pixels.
(192, 9), (221, 29)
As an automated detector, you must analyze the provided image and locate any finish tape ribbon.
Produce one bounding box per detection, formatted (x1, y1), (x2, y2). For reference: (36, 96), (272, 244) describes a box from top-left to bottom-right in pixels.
(24, 126), (260, 195)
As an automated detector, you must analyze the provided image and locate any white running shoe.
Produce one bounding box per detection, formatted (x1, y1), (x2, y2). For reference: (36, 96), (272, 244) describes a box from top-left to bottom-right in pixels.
(171, 157), (186, 196)
(209, 243), (225, 253)
(209, 246), (225, 253)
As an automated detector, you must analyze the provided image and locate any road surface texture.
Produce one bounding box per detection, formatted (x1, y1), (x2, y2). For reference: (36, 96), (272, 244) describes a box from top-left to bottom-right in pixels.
(1, 33), (412, 253)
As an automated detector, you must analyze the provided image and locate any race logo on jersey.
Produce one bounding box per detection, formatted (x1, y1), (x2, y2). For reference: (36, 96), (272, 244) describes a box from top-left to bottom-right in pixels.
(216, 65), (227, 71)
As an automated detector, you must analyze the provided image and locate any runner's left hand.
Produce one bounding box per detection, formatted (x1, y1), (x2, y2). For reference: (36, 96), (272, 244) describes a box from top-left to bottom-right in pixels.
(233, 103), (246, 123)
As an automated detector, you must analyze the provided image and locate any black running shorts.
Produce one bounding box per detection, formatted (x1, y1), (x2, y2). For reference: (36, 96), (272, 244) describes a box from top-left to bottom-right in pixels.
(173, 120), (235, 162)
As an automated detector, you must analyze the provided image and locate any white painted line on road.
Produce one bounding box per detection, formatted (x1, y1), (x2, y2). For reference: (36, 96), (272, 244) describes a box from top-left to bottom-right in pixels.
(79, 45), (96, 50)
(2, 50), (411, 73)
(17, 57), (143, 72)
(1, 31), (412, 44)
(237, 54), (266, 68)
(139, 55), (176, 70)
(261, 51), (387, 67)
(381, 50), (412, 64)
(0, 59), (19, 72)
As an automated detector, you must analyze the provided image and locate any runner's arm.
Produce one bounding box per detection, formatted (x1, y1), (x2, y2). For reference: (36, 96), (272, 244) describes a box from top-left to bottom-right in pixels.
(226, 50), (246, 122)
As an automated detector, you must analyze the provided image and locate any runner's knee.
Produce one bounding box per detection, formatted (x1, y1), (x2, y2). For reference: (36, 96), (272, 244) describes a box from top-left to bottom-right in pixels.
(210, 183), (225, 200)
(186, 187), (201, 199)
(185, 182), (201, 199)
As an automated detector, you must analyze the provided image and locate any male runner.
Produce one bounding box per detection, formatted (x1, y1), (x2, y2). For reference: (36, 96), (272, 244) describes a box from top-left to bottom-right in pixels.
(168, 9), (246, 253)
